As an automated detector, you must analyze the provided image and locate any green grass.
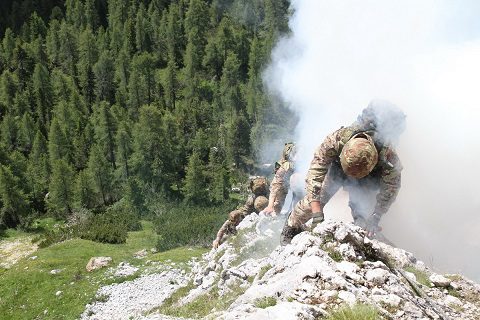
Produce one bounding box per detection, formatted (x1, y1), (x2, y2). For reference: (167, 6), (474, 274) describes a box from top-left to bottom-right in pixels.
(154, 200), (239, 251)
(321, 245), (343, 262)
(404, 266), (431, 287)
(157, 285), (247, 319)
(323, 304), (380, 320)
(258, 264), (272, 280)
(0, 221), (207, 320)
(254, 296), (277, 308)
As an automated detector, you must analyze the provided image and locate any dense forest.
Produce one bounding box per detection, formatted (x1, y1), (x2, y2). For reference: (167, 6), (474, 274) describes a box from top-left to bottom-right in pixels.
(0, 0), (296, 243)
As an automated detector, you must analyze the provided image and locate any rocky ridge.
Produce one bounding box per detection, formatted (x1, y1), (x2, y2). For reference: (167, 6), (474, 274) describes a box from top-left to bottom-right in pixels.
(85, 213), (480, 319)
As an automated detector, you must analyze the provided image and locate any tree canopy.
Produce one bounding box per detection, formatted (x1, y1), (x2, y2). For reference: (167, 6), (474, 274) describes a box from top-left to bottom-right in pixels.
(0, 0), (295, 229)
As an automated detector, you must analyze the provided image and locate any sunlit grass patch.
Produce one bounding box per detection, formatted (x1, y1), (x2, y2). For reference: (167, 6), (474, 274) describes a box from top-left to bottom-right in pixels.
(254, 296), (277, 308)
(404, 266), (431, 287)
(324, 304), (380, 320)
(0, 221), (204, 320)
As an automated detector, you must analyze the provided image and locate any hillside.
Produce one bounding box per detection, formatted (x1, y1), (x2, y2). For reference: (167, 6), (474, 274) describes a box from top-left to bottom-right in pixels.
(82, 214), (480, 320)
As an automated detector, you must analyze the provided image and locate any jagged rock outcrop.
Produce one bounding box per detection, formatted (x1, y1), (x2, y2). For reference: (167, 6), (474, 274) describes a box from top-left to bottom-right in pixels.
(85, 213), (480, 320)
(167, 213), (480, 320)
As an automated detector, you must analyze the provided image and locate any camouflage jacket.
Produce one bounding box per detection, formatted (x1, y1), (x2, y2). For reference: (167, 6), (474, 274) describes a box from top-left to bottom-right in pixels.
(306, 125), (402, 215)
(270, 160), (295, 204)
(238, 194), (256, 216)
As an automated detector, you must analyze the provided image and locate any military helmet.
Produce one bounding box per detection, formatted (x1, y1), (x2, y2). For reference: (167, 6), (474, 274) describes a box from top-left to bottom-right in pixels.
(254, 196), (268, 213)
(340, 133), (378, 178)
(228, 210), (243, 223)
(282, 142), (297, 161)
(249, 176), (268, 196)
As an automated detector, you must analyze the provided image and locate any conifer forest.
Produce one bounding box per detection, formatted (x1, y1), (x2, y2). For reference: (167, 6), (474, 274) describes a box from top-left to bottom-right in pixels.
(0, 0), (298, 247)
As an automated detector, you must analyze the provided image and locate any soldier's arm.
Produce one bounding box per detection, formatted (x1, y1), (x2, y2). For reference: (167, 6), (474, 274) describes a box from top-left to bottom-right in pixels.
(213, 220), (231, 248)
(374, 148), (402, 216)
(266, 164), (293, 212)
(306, 129), (343, 204)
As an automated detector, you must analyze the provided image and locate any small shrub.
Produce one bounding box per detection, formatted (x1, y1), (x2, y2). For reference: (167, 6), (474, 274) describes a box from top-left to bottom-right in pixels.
(38, 203), (142, 246)
(254, 296), (277, 309)
(326, 304), (379, 320)
(258, 264), (272, 280)
(321, 244), (343, 262)
(404, 266), (431, 287)
(79, 211), (128, 244)
(154, 200), (238, 251)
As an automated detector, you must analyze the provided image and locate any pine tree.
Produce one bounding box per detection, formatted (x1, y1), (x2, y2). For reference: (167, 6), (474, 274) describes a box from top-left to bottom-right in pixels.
(45, 20), (61, 66)
(13, 40), (34, 91)
(92, 101), (117, 169)
(17, 112), (35, 154)
(85, 0), (99, 30)
(48, 117), (68, 164)
(115, 121), (131, 180)
(183, 150), (208, 204)
(208, 146), (229, 203)
(166, 2), (184, 67)
(73, 122), (94, 170)
(163, 58), (178, 110)
(0, 165), (29, 228)
(2, 28), (15, 67)
(228, 112), (251, 168)
(220, 52), (243, 119)
(27, 130), (50, 208)
(0, 70), (17, 114)
(48, 159), (75, 216)
(114, 48), (130, 108)
(74, 169), (95, 209)
(32, 63), (53, 132)
(135, 3), (151, 52)
(93, 51), (115, 104)
(246, 36), (266, 122)
(78, 28), (99, 107)
(87, 144), (113, 206)
(58, 22), (78, 78)
(27, 12), (47, 41)
(0, 113), (17, 151)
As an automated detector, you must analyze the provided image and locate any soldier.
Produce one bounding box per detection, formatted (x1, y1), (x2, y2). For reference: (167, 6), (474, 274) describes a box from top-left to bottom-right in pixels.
(261, 142), (297, 216)
(280, 101), (405, 245)
(212, 176), (269, 248)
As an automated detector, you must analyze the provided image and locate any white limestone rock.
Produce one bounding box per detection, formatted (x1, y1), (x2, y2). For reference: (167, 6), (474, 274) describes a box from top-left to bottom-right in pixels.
(429, 274), (451, 288)
(365, 268), (390, 286)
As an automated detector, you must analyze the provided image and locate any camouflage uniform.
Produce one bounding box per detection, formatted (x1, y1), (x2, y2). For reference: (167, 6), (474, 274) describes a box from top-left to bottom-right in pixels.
(268, 143), (296, 214)
(213, 176), (269, 247)
(287, 124), (402, 229)
(270, 161), (295, 213)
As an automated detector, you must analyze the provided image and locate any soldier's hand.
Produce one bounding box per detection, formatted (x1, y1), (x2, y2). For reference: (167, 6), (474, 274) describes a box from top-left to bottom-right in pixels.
(260, 205), (276, 217)
(365, 213), (382, 238)
(311, 212), (325, 229)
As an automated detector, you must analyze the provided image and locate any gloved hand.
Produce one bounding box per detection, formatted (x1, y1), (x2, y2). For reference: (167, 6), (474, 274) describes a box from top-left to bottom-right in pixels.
(212, 238), (220, 249)
(311, 212), (325, 229)
(365, 213), (382, 237)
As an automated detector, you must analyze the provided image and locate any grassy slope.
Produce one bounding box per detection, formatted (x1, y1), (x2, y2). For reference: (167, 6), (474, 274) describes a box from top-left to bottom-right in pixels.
(0, 221), (207, 320)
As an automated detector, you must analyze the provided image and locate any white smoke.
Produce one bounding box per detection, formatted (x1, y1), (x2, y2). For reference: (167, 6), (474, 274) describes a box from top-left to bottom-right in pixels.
(265, 0), (480, 281)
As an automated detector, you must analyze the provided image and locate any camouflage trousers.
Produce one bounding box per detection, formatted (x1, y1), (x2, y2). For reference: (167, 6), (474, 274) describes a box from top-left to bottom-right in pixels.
(273, 187), (289, 213)
(287, 163), (380, 228)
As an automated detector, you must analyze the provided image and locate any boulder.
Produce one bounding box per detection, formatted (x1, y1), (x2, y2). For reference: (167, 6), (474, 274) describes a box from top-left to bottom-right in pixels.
(86, 257), (112, 272)
(429, 273), (451, 288)
(365, 268), (390, 286)
(134, 249), (148, 259)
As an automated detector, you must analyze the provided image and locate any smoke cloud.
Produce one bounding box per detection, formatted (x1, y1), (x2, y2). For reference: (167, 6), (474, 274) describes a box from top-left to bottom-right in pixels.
(265, 0), (480, 281)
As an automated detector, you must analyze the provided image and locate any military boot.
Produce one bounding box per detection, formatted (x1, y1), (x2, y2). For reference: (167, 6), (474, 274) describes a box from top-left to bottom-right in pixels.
(280, 223), (302, 246)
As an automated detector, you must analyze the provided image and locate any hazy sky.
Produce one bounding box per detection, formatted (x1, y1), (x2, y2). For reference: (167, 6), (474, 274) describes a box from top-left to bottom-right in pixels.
(265, 0), (480, 281)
